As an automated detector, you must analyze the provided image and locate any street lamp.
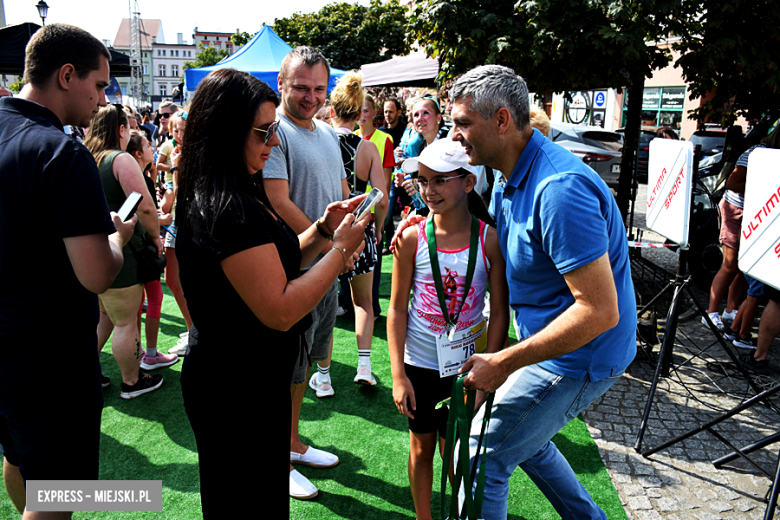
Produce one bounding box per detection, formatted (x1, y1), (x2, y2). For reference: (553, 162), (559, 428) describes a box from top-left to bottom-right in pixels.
(36, 0), (49, 26)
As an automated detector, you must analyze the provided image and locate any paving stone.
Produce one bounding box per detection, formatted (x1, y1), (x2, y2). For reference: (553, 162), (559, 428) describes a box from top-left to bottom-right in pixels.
(637, 476), (662, 487)
(715, 488), (740, 501)
(655, 497), (680, 511)
(694, 488), (719, 502)
(735, 499), (757, 512)
(627, 496), (653, 510)
(623, 484), (645, 496)
(634, 463), (656, 476)
(708, 500), (734, 512)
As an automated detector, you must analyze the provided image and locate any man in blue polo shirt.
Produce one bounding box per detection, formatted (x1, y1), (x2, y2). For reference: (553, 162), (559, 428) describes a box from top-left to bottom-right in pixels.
(451, 66), (636, 519)
(0, 24), (136, 516)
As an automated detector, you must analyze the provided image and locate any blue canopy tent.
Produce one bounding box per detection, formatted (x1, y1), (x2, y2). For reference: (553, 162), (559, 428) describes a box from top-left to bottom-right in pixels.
(184, 26), (344, 95)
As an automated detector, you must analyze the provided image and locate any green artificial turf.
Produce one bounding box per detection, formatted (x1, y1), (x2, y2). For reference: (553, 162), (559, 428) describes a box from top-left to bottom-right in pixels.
(0, 257), (627, 520)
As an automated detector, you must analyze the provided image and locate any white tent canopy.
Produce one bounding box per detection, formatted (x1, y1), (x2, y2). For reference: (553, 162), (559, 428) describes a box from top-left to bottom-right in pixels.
(360, 51), (439, 88)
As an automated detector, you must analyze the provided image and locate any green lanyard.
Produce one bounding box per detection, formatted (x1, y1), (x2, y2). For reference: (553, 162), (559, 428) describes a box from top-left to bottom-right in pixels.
(440, 373), (494, 519)
(426, 215), (480, 338)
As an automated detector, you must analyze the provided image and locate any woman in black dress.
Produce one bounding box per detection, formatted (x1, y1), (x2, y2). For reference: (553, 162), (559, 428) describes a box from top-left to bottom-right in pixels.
(175, 69), (369, 517)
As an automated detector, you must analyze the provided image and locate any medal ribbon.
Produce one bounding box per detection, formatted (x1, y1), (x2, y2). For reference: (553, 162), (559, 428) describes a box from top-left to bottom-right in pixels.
(426, 215), (479, 335)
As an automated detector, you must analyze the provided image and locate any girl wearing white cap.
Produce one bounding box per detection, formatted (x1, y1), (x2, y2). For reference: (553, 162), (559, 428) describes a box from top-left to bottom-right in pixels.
(388, 137), (509, 520)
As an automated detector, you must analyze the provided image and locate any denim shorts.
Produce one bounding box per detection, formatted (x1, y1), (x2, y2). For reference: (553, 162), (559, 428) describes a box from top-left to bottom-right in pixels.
(746, 274), (766, 298)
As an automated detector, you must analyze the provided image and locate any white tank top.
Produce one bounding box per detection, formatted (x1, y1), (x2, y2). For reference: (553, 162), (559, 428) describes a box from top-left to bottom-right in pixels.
(405, 218), (491, 370)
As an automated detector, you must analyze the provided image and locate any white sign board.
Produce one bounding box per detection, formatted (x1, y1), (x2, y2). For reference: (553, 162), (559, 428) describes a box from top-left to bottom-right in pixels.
(646, 139), (694, 247)
(738, 148), (780, 291)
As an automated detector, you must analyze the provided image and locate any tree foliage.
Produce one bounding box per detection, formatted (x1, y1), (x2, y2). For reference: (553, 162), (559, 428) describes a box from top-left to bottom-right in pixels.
(407, 0), (682, 221)
(8, 79), (23, 93)
(673, 0), (780, 127)
(183, 44), (230, 71)
(272, 0), (410, 71)
(231, 31), (256, 48)
(407, 0), (680, 94)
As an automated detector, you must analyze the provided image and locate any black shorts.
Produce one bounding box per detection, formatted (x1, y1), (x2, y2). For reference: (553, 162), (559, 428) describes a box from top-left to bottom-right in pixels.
(0, 376), (103, 481)
(346, 221), (377, 280)
(404, 363), (456, 438)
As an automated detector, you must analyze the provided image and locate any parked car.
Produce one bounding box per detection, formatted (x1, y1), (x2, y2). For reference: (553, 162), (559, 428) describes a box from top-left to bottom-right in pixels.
(549, 122), (624, 189)
(689, 130), (728, 157)
(616, 126), (679, 184)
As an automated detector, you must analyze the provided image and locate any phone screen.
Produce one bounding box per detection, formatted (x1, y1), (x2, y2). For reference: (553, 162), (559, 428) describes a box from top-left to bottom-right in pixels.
(117, 192), (143, 222)
(353, 188), (383, 223)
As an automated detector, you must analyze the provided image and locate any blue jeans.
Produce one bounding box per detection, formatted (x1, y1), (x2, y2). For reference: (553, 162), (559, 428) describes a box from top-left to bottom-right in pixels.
(468, 363), (621, 520)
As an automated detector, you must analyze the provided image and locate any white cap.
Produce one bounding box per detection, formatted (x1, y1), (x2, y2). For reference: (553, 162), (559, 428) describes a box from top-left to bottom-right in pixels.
(401, 138), (477, 176)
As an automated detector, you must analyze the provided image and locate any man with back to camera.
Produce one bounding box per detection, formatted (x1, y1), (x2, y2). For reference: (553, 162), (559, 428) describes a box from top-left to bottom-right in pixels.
(0, 24), (136, 518)
(449, 65), (637, 519)
(263, 45), (350, 500)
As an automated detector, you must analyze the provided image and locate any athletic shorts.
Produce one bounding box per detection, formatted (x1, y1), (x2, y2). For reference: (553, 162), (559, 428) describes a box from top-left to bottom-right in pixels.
(404, 363), (456, 438)
(719, 198), (743, 251)
(292, 280), (338, 385)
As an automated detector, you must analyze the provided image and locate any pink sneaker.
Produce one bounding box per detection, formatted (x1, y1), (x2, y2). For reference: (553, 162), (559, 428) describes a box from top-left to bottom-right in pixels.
(140, 351), (179, 370)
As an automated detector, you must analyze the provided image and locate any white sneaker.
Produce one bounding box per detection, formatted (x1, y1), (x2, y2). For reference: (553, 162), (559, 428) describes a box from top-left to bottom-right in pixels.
(702, 312), (726, 332)
(309, 372), (335, 398)
(336, 306), (349, 317)
(722, 309), (738, 323)
(290, 469), (318, 500)
(354, 364), (377, 386)
(168, 335), (188, 356)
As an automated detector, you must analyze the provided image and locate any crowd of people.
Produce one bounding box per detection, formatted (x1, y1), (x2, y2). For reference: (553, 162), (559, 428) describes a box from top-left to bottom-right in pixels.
(2, 21), (777, 520)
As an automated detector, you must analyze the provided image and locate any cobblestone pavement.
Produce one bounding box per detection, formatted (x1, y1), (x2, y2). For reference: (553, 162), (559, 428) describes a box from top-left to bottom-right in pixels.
(581, 185), (780, 519)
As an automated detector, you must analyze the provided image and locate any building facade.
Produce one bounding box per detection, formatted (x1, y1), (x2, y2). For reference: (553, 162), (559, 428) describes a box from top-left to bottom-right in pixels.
(192, 27), (238, 56)
(112, 18), (163, 110)
(152, 36), (196, 111)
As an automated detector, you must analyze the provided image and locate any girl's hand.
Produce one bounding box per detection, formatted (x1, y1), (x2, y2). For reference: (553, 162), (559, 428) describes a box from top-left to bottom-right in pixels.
(394, 171), (405, 188)
(393, 376), (416, 420)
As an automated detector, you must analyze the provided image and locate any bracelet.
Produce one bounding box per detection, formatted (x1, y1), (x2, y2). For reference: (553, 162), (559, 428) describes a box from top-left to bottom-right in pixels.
(170, 166), (178, 173)
(316, 218), (333, 240)
(331, 245), (348, 271)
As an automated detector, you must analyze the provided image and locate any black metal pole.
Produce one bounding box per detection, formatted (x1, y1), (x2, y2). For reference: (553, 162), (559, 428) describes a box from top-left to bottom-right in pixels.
(641, 383), (780, 457)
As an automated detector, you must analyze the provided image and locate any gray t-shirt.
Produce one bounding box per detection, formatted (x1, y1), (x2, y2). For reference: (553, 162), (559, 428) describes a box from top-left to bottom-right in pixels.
(264, 110), (345, 268)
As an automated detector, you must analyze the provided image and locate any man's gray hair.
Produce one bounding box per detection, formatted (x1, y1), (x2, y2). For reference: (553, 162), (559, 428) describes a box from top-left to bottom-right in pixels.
(159, 100), (178, 112)
(449, 65), (530, 130)
(279, 46), (331, 83)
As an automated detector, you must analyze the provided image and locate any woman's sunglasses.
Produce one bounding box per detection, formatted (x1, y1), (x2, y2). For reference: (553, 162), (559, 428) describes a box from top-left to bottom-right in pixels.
(251, 119), (280, 145)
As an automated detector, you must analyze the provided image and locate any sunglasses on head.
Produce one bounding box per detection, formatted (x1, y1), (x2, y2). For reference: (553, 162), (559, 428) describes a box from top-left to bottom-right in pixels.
(251, 119), (280, 145)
